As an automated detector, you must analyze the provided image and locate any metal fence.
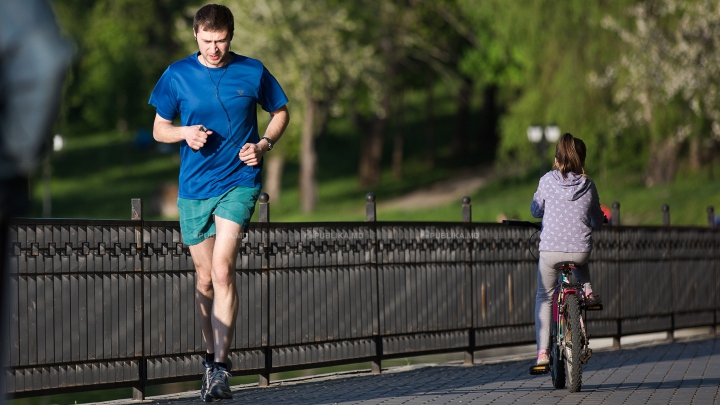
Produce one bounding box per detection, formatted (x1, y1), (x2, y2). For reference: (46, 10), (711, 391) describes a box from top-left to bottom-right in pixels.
(4, 196), (719, 400)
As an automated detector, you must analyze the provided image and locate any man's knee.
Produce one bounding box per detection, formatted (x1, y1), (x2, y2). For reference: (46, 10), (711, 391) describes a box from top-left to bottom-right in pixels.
(195, 267), (214, 293)
(211, 266), (236, 287)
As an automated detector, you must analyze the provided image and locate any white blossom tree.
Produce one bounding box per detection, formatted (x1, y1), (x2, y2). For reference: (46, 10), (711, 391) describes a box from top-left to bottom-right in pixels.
(595, 0), (720, 184)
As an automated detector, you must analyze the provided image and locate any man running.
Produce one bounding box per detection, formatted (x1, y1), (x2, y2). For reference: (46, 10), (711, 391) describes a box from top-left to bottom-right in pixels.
(148, 4), (289, 401)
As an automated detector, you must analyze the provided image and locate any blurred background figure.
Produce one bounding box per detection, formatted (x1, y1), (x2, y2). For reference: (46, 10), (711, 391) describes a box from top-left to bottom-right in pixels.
(601, 204), (612, 225)
(0, 0), (72, 401)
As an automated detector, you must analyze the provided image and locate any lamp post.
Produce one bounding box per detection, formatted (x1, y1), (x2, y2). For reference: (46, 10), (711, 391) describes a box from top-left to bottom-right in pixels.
(527, 125), (560, 177)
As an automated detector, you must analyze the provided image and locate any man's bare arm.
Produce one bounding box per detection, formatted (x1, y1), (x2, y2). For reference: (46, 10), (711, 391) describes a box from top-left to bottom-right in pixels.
(152, 113), (212, 151)
(258, 105), (290, 152)
(239, 105), (290, 166)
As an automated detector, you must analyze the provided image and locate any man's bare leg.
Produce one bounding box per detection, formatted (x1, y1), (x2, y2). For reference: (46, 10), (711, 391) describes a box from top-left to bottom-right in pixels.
(210, 216), (242, 364)
(189, 237), (216, 356)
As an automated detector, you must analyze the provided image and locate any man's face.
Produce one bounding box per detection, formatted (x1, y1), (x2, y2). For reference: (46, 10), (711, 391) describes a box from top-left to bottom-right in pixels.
(195, 27), (231, 67)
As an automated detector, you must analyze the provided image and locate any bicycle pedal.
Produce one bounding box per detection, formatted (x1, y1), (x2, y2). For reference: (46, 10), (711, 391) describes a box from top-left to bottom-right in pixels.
(529, 364), (550, 375)
(585, 304), (603, 311)
(582, 348), (593, 364)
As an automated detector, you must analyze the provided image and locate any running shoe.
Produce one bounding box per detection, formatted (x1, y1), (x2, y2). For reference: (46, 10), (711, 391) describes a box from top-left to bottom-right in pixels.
(205, 366), (233, 401)
(200, 361), (214, 401)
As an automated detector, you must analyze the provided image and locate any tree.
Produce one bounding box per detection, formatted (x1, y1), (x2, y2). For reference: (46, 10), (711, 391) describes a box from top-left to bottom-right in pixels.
(458, 0), (635, 175)
(220, 0), (379, 212)
(596, 0), (720, 185)
(51, 0), (198, 133)
(347, 0), (466, 187)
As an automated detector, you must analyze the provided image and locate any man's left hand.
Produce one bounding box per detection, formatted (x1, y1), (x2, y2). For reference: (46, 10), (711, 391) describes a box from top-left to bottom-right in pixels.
(239, 142), (265, 166)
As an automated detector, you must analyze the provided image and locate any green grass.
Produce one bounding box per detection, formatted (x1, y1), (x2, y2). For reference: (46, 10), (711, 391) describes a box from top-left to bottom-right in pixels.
(30, 130), (180, 219)
(376, 167), (720, 226)
(29, 128), (720, 226)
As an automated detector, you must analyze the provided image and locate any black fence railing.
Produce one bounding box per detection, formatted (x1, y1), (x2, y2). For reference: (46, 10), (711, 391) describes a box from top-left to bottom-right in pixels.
(4, 196), (719, 400)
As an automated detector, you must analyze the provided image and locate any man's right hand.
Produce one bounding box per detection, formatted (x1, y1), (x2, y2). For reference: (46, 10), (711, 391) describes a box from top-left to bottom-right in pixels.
(184, 125), (212, 151)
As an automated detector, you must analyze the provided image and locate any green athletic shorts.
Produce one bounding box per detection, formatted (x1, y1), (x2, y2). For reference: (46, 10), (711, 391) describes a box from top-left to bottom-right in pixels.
(177, 186), (261, 246)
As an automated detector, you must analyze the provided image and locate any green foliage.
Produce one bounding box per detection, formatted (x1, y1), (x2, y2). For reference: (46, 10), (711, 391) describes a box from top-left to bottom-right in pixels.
(32, 123), (720, 225)
(456, 0), (532, 88)
(597, 0), (720, 144)
(51, 0), (201, 134)
(41, 0), (720, 214)
(458, 0), (637, 172)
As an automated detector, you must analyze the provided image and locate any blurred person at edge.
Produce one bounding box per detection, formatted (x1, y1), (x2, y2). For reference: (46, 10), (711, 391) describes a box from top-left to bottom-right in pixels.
(0, 0), (72, 400)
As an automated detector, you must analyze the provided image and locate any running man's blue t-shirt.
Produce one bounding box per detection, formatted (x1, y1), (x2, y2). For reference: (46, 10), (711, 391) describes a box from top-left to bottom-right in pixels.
(148, 52), (288, 199)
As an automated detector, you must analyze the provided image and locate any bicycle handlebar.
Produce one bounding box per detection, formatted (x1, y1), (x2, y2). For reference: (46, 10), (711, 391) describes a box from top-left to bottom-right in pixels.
(502, 220), (542, 230)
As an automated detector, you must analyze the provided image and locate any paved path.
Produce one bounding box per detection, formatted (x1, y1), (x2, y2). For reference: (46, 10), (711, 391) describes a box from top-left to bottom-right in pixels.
(135, 336), (719, 405)
(381, 166), (494, 211)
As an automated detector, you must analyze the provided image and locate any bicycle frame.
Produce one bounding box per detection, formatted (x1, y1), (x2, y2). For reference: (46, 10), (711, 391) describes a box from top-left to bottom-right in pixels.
(552, 266), (581, 355)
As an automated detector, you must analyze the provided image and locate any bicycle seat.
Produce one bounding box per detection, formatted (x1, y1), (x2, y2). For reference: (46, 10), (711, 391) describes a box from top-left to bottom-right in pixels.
(553, 262), (580, 270)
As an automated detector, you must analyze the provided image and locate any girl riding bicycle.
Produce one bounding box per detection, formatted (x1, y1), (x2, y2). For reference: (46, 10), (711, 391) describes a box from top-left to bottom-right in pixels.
(531, 133), (605, 366)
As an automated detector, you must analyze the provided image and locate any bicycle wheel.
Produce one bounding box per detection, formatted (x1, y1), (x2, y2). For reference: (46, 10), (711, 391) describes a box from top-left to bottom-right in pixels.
(564, 294), (583, 392)
(550, 292), (565, 388)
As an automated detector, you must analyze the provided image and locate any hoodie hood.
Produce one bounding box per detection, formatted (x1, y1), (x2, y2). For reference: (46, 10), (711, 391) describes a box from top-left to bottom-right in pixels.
(550, 170), (591, 201)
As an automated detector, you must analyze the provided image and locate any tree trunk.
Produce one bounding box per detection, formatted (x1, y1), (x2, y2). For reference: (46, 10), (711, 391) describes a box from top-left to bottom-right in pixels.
(392, 90), (405, 180)
(300, 96), (318, 213)
(644, 137), (679, 186)
(452, 76), (473, 158)
(476, 84), (500, 160)
(264, 154), (284, 204)
(358, 115), (387, 188)
(358, 88), (392, 188)
(314, 100), (330, 144)
(689, 137), (701, 171)
(425, 75), (435, 169)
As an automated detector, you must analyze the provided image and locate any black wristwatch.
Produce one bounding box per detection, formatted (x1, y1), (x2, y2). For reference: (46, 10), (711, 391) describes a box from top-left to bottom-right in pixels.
(261, 136), (274, 150)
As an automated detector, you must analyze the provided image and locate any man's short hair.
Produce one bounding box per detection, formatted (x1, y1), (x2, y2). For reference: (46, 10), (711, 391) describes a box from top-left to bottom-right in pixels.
(193, 4), (234, 39)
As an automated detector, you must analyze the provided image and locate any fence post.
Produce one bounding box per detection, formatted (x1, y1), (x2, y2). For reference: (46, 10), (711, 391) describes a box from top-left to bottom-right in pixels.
(130, 199), (145, 400)
(366, 192), (376, 222)
(611, 201), (620, 226)
(365, 193), (382, 374)
(665, 202), (675, 341)
(462, 196), (471, 223)
(257, 192), (271, 387)
(258, 192), (270, 223)
(462, 197), (474, 365)
(709, 206), (718, 338)
(708, 206), (716, 228)
(611, 199), (621, 349)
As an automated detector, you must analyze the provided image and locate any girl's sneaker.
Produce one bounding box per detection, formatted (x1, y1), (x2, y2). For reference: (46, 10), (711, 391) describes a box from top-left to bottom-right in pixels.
(585, 293), (602, 305)
(536, 351), (550, 366)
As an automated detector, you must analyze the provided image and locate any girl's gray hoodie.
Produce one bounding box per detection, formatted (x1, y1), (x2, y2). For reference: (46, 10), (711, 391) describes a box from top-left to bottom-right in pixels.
(530, 170), (605, 253)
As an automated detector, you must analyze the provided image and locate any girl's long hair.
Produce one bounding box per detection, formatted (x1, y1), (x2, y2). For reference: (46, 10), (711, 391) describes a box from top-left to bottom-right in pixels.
(555, 133), (586, 179)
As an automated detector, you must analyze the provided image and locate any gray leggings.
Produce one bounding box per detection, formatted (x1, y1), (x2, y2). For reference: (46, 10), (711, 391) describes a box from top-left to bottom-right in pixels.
(535, 250), (592, 352)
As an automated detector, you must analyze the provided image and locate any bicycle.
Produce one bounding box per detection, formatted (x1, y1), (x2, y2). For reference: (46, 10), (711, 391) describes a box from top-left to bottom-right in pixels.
(503, 220), (603, 392)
